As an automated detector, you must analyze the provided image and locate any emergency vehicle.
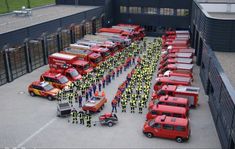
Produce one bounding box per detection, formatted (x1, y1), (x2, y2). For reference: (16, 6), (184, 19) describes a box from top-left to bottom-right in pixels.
(164, 46), (195, 54)
(84, 34), (126, 49)
(99, 28), (135, 41)
(158, 70), (193, 80)
(111, 26), (141, 41)
(82, 95), (107, 113)
(48, 53), (93, 75)
(161, 52), (193, 60)
(28, 81), (60, 100)
(149, 95), (189, 112)
(49, 67), (82, 82)
(154, 76), (192, 91)
(40, 71), (72, 89)
(61, 47), (102, 67)
(153, 85), (200, 107)
(79, 39), (120, 55)
(143, 115), (190, 143)
(165, 30), (190, 36)
(163, 40), (189, 48)
(117, 24), (145, 39)
(158, 63), (194, 75)
(96, 32), (132, 46)
(159, 58), (193, 70)
(146, 104), (188, 120)
(70, 44), (111, 60)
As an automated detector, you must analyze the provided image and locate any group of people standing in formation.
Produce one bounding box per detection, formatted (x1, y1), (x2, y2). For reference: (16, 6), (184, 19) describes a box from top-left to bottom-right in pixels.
(112, 38), (161, 114)
(57, 37), (162, 127)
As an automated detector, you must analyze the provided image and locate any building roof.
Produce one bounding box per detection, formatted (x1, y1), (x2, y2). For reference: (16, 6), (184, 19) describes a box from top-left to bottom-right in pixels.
(197, 1), (235, 20)
(0, 5), (99, 34)
(214, 52), (235, 88)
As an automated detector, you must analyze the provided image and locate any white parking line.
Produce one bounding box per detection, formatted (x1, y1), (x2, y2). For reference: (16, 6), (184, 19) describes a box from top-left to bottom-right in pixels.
(16, 118), (57, 148)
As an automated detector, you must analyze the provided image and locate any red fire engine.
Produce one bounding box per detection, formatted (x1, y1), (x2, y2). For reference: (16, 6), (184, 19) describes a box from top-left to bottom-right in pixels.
(117, 24), (145, 39)
(153, 85), (200, 107)
(48, 53), (93, 75)
(159, 58), (193, 70)
(99, 28), (135, 41)
(146, 104), (188, 120)
(70, 43), (111, 60)
(158, 70), (193, 80)
(149, 95), (190, 112)
(158, 63), (194, 75)
(154, 76), (192, 91)
(40, 71), (72, 89)
(143, 115), (190, 143)
(61, 47), (103, 68)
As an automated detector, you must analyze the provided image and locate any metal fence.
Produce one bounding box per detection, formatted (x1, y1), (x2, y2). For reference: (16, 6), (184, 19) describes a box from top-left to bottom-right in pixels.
(0, 17), (104, 86)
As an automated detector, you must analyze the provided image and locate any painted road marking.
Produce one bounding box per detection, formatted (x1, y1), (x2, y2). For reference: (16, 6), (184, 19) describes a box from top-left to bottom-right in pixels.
(16, 118), (57, 148)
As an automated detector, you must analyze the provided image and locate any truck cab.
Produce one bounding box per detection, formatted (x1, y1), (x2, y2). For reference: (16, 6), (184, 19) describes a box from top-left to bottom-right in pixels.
(49, 67), (81, 82)
(143, 115), (190, 143)
(158, 63), (194, 75)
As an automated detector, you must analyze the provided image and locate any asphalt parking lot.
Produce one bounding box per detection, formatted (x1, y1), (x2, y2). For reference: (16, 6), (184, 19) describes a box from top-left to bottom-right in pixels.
(0, 38), (221, 148)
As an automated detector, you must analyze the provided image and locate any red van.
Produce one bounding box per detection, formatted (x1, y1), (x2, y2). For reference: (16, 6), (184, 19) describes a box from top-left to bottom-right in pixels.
(146, 104), (187, 120)
(149, 95), (189, 112)
(143, 115), (190, 143)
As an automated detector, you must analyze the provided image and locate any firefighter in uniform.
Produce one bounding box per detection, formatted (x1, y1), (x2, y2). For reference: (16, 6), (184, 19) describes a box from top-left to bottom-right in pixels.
(121, 99), (127, 112)
(130, 99), (135, 113)
(79, 111), (85, 125)
(85, 113), (92, 127)
(71, 108), (78, 124)
(138, 100), (144, 114)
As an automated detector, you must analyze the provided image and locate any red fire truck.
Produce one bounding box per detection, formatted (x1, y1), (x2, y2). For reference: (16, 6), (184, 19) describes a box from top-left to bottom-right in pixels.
(165, 30), (190, 36)
(99, 28), (135, 41)
(143, 115), (190, 143)
(96, 32), (132, 46)
(40, 71), (72, 89)
(61, 47), (102, 68)
(164, 46), (195, 54)
(158, 70), (193, 80)
(159, 58), (193, 70)
(111, 25), (142, 41)
(161, 52), (193, 60)
(153, 85), (200, 107)
(48, 53), (93, 75)
(146, 104), (188, 120)
(163, 40), (189, 48)
(117, 24), (145, 39)
(149, 95), (190, 112)
(154, 76), (192, 91)
(70, 44), (111, 60)
(79, 39), (120, 55)
(158, 63), (194, 75)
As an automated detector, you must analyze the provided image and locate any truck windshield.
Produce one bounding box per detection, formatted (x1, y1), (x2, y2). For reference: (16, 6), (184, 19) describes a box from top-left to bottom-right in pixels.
(148, 119), (155, 127)
(59, 76), (69, 84)
(83, 64), (90, 70)
(70, 70), (79, 78)
(91, 56), (102, 64)
(43, 84), (54, 91)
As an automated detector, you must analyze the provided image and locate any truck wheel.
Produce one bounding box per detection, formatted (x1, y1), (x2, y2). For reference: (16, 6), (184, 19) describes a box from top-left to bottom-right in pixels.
(47, 96), (53, 101)
(176, 137), (183, 143)
(145, 132), (153, 138)
(30, 91), (35, 97)
(108, 122), (113, 127)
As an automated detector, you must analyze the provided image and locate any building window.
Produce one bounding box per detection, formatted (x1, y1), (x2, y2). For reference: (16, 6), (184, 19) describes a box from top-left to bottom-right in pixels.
(129, 7), (141, 14)
(177, 9), (189, 16)
(143, 7), (157, 14)
(160, 8), (174, 16)
(120, 6), (127, 13)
